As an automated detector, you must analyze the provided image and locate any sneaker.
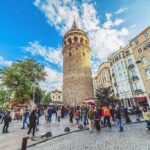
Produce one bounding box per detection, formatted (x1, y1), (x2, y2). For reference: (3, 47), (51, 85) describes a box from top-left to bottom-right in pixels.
(21, 127), (25, 129)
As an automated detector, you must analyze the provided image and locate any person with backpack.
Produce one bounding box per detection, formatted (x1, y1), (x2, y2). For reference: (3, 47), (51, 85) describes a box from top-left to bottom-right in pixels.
(2, 111), (11, 133)
(27, 110), (37, 136)
(103, 106), (111, 129)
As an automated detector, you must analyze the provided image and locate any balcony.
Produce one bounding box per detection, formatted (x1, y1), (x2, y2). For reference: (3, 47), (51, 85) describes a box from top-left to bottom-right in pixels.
(128, 64), (135, 70)
(134, 89), (143, 95)
(114, 82), (117, 87)
(112, 73), (115, 77)
(131, 76), (139, 81)
(116, 93), (119, 97)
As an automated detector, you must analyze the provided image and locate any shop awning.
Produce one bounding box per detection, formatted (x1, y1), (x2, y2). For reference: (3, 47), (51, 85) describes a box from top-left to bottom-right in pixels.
(135, 97), (147, 102)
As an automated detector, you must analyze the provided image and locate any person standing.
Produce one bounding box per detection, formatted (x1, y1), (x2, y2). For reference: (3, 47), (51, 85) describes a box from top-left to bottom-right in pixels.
(103, 106), (111, 129)
(69, 108), (74, 124)
(47, 106), (53, 124)
(21, 106), (29, 129)
(27, 110), (37, 136)
(88, 108), (94, 133)
(57, 107), (61, 123)
(94, 107), (101, 131)
(115, 106), (124, 132)
(2, 111), (11, 133)
(142, 107), (150, 131)
(44, 107), (48, 123)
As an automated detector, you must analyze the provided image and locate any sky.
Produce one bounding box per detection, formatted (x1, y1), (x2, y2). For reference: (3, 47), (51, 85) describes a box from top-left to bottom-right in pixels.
(0, 0), (150, 91)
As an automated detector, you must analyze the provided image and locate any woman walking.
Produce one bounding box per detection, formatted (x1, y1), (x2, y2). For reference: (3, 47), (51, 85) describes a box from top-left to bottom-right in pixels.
(27, 110), (37, 136)
(94, 107), (101, 131)
(87, 108), (94, 133)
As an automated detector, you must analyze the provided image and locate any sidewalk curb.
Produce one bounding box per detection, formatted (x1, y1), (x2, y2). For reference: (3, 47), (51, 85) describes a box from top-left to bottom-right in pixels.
(26, 121), (145, 149)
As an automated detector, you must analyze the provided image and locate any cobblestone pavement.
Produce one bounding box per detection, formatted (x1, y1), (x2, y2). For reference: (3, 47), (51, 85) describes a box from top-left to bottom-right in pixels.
(0, 115), (146, 150)
(28, 122), (150, 150)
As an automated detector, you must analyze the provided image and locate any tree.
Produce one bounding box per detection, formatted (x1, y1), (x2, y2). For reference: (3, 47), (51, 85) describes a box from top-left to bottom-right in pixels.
(0, 59), (46, 103)
(96, 86), (119, 106)
(41, 92), (51, 105)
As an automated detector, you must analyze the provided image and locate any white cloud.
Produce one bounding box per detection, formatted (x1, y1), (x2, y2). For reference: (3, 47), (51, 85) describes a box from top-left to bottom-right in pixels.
(0, 56), (12, 66)
(40, 67), (62, 91)
(33, 0), (129, 76)
(23, 41), (62, 66)
(115, 7), (128, 15)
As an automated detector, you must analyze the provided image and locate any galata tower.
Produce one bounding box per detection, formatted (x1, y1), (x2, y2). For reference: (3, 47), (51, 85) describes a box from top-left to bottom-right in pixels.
(62, 20), (94, 106)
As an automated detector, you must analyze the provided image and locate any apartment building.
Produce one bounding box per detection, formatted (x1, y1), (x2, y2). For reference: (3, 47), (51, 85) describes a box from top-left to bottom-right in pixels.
(130, 26), (150, 106)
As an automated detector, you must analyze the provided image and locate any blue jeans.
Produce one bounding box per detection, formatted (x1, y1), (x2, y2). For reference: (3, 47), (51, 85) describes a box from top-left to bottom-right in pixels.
(23, 117), (28, 128)
(145, 120), (150, 130)
(47, 114), (52, 123)
(117, 118), (123, 131)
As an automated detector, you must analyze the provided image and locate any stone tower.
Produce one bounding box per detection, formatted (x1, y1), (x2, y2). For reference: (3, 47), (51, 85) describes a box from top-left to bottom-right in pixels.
(62, 20), (94, 105)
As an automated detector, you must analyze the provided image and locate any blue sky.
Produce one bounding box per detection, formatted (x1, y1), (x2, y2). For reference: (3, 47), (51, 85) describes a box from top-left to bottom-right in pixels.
(0, 0), (150, 91)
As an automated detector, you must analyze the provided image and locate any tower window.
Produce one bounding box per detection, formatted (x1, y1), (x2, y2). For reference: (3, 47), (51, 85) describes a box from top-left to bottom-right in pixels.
(80, 38), (84, 44)
(69, 52), (71, 57)
(85, 40), (88, 45)
(68, 38), (72, 44)
(74, 36), (78, 44)
(83, 52), (85, 56)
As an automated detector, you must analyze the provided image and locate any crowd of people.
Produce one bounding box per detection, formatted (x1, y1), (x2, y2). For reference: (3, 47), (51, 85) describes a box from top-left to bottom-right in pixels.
(0, 103), (150, 137)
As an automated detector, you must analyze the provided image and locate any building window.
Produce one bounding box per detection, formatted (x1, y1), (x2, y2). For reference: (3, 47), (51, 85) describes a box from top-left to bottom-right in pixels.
(121, 61), (124, 68)
(141, 56), (148, 65)
(147, 42), (150, 49)
(134, 39), (139, 45)
(143, 32), (148, 39)
(131, 69), (137, 76)
(128, 58), (133, 65)
(126, 50), (130, 56)
(117, 63), (121, 70)
(145, 68), (150, 78)
(68, 38), (72, 44)
(83, 52), (85, 56)
(138, 48), (142, 53)
(69, 52), (71, 57)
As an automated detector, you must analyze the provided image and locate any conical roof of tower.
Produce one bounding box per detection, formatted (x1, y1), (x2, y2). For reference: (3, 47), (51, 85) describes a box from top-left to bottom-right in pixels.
(64, 19), (86, 37)
(71, 19), (79, 29)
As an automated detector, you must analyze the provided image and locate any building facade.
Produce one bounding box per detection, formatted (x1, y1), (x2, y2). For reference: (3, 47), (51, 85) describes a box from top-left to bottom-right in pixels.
(62, 21), (94, 105)
(108, 45), (146, 107)
(96, 62), (112, 88)
(130, 26), (150, 106)
(51, 90), (63, 103)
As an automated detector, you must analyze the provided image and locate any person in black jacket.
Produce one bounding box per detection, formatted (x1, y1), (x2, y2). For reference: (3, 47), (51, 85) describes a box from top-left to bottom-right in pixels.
(27, 110), (37, 136)
(2, 111), (11, 133)
(115, 106), (124, 132)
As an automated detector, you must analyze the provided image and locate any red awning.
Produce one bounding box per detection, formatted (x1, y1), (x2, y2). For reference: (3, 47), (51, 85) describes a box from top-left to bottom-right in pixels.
(135, 97), (147, 102)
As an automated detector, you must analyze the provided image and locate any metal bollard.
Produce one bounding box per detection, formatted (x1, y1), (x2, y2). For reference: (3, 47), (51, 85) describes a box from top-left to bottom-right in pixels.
(21, 137), (29, 150)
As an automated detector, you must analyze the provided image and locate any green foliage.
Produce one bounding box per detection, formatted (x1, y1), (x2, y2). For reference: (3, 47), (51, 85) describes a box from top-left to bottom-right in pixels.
(0, 59), (46, 103)
(41, 92), (51, 105)
(96, 86), (119, 106)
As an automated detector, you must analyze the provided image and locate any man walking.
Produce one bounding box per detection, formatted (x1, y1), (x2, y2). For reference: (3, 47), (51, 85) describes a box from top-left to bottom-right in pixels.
(21, 106), (29, 129)
(2, 111), (11, 133)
